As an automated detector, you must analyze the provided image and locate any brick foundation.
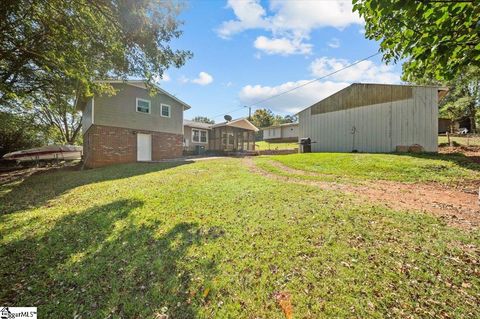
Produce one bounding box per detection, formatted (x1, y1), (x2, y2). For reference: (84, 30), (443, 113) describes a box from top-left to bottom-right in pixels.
(83, 125), (183, 168)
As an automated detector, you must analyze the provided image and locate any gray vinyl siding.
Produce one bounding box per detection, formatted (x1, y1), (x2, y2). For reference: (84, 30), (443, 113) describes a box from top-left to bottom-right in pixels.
(281, 125), (299, 139)
(183, 126), (210, 151)
(92, 84), (184, 135)
(298, 85), (439, 153)
(264, 128), (281, 140)
(82, 99), (93, 134)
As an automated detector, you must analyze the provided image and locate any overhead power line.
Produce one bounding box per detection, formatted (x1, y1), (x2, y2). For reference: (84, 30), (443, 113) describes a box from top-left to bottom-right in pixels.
(245, 51), (382, 108)
(212, 50), (382, 119)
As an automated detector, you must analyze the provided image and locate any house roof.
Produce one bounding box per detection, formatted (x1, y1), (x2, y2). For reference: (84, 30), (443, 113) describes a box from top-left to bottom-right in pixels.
(75, 79), (192, 111)
(211, 118), (259, 132)
(296, 83), (449, 115)
(261, 122), (298, 130)
(184, 120), (213, 130)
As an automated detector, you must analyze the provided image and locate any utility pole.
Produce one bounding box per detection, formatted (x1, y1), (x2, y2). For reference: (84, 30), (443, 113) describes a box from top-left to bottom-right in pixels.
(245, 106), (251, 120)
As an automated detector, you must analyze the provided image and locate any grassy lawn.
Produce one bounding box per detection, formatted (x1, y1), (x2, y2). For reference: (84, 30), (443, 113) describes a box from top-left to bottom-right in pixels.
(256, 152), (480, 183)
(1, 159), (479, 318)
(438, 135), (480, 146)
(255, 140), (298, 150)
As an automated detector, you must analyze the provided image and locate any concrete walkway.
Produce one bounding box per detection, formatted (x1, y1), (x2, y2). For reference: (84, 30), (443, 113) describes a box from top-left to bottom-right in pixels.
(147, 155), (230, 163)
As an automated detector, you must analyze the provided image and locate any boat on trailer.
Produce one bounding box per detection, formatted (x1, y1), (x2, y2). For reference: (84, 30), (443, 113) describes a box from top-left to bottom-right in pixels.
(2, 145), (83, 162)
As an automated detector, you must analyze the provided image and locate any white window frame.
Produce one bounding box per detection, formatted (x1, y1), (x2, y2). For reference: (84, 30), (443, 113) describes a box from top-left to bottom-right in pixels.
(160, 104), (171, 118)
(192, 129), (208, 144)
(136, 98), (151, 114)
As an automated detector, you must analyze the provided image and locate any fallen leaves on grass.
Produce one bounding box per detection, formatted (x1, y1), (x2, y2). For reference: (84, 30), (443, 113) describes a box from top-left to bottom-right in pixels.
(275, 291), (293, 319)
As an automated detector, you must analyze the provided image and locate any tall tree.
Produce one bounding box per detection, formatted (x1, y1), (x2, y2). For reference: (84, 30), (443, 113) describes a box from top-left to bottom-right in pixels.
(251, 109), (274, 128)
(440, 66), (479, 133)
(353, 0), (480, 80)
(272, 114), (297, 126)
(191, 116), (215, 124)
(0, 111), (45, 157)
(0, 0), (192, 102)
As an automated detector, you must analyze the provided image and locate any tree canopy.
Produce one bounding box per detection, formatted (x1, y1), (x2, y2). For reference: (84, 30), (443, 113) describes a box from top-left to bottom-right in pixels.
(0, 0), (192, 102)
(191, 116), (215, 124)
(250, 109), (297, 129)
(251, 109), (275, 128)
(439, 66), (479, 133)
(353, 0), (480, 80)
(0, 111), (45, 157)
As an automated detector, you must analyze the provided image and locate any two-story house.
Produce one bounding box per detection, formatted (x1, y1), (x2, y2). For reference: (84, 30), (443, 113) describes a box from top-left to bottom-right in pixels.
(76, 80), (191, 168)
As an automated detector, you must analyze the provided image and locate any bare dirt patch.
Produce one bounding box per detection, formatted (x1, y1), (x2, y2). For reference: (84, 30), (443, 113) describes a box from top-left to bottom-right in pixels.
(245, 158), (480, 230)
(439, 145), (480, 164)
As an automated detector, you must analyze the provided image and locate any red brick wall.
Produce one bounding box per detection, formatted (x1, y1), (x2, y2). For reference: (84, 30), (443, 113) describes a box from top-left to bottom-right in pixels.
(83, 125), (183, 168)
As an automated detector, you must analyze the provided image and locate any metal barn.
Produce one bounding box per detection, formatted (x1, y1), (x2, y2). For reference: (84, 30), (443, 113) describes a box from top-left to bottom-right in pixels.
(297, 83), (447, 153)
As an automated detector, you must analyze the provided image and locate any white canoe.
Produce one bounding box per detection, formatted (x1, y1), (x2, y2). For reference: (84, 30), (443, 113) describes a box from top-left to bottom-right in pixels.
(2, 145), (83, 162)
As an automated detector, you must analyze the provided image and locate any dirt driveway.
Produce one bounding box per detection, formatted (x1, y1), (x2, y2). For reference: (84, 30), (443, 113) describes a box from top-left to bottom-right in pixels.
(245, 158), (480, 230)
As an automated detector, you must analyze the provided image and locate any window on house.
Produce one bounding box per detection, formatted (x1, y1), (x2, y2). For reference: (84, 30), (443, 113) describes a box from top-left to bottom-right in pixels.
(192, 129), (208, 143)
(228, 134), (234, 145)
(161, 104), (171, 117)
(222, 133), (227, 145)
(200, 130), (207, 143)
(193, 129), (200, 142)
(136, 98), (151, 114)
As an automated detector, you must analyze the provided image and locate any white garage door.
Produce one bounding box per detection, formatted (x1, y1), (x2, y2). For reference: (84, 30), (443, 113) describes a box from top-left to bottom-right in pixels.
(137, 133), (152, 161)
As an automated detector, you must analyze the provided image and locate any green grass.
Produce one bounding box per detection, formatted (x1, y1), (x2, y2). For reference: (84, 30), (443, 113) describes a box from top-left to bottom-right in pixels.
(257, 152), (480, 183)
(1, 159), (479, 318)
(438, 135), (480, 146)
(255, 140), (298, 150)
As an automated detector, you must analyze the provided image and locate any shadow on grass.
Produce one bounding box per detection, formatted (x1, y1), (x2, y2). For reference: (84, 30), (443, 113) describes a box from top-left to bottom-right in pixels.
(0, 198), (218, 318)
(391, 151), (480, 172)
(0, 161), (193, 214)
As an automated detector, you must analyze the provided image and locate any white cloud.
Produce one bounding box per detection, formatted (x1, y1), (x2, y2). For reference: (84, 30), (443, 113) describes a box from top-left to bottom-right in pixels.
(192, 72), (214, 85)
(239, 80), (350, 113)
(153, 72), (170, 83)
(327, 38), (340, 49)
(254, 36), (312, 55)
(310, 57), (400, 83)
(182, 72), (214, 85)
(238, 56), (400, 114)
(268, 0), (362, 34)
(217, 0), (363, 55)
(217, 0), (268, 39)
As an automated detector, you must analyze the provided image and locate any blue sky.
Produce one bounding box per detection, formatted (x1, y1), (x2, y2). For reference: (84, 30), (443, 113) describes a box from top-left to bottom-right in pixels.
(157, 0), (403, 122)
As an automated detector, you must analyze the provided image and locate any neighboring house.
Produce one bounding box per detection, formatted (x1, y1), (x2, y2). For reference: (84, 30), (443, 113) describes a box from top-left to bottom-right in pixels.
(438, 118), (452, 134)
(76, 80), (191, 168)
(183, 118), (259, 153)
(438, 117), (473, 134)
(262, 123), (299, 142)
(183, 120), (212, 153)
(297, 83), (448, 153)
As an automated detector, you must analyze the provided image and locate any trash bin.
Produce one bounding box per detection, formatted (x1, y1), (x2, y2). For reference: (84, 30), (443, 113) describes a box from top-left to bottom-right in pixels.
(299, 138), (311, 153)
(195, 145), (206, 155)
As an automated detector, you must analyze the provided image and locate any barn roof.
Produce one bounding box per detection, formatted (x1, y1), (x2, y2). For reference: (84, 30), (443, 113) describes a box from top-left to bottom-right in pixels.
(296, 83), (448, 116)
